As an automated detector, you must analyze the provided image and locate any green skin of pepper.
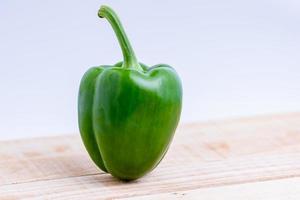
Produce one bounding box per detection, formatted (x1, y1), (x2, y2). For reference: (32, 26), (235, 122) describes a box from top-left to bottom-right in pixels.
(78, 5), (182, 180)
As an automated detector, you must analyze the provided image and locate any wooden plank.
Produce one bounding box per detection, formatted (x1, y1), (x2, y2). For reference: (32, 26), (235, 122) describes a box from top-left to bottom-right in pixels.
(0, 152), (299, 199)
(123, 177), (300, 200)
(0, 112), (299, 199)
(0, 136), (100, 185)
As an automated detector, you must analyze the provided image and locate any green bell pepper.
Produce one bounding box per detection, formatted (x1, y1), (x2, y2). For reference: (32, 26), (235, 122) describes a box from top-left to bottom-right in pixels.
(78, 5), (182, 180)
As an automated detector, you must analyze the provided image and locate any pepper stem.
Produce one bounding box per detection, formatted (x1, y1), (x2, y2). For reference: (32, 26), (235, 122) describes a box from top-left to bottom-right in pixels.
(98, 5), (142, 71)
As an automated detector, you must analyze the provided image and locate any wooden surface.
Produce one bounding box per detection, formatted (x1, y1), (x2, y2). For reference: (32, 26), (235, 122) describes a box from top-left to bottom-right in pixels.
(0, 113), (300, 199)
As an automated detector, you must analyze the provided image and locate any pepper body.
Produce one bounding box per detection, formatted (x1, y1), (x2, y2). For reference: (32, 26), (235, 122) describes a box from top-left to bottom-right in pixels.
(78, 6), (182, 180)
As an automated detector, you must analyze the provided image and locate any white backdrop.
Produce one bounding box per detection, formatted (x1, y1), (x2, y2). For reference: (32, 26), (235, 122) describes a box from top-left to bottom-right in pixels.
(1, 0), (300, 140)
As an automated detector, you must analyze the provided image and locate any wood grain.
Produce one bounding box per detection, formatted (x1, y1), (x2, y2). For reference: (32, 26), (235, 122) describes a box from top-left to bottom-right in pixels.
(0, 112), (299, 199)
(124, 177), (300, 200)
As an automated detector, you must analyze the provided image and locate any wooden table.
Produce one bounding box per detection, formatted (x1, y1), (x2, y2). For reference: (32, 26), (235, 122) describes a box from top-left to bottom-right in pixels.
(1, 113), (300, 199)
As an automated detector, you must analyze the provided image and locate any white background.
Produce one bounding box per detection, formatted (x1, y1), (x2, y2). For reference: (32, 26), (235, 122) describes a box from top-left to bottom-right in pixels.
(0, 0), (300, 140)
